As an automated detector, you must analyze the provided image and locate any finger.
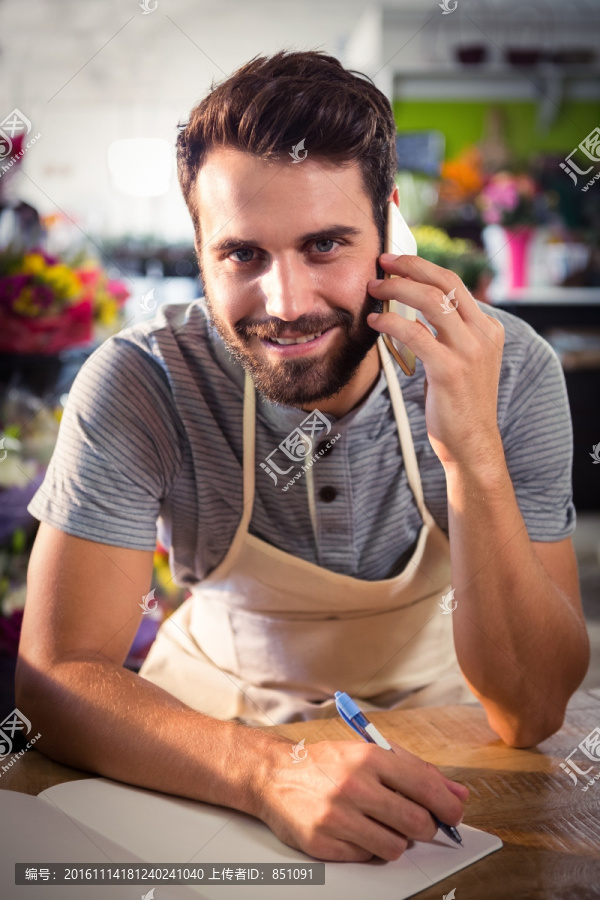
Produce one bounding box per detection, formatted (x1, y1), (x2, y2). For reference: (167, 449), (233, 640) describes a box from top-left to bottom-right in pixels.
(367, 275), (466, 339)
(484, 313), (506, 348)
(335, 841), (375, 862)
(364, 819), (410, 861)
(378, 254), (482, 322)
(377, 742), (465, 827)
(318, 838), (375, 863)
(360, 783), (439, 844)
(338, 809), (410, 862)
(323, 764), (413, 861)
(339, 753), (438, 846)
(367, 311), (440, 365)
(387, 741), (468, 801)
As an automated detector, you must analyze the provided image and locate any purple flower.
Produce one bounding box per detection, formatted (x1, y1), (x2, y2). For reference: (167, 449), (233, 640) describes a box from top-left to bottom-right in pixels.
(30, 281), (55, 311)
(0, 609), (23, 657)
(0, 274), (31, 311)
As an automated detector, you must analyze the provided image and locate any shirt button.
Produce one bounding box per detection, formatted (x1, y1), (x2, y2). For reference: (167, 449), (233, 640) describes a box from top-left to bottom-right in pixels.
(319, 486), (337, 503)
(316, 439), (335, 457)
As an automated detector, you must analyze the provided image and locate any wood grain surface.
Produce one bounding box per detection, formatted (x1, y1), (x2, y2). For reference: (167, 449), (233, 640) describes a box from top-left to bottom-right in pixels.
(2, 690), (599, 899)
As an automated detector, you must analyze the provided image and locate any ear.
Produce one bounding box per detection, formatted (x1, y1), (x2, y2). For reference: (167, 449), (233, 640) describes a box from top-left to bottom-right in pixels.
(386, 184), (400, 206)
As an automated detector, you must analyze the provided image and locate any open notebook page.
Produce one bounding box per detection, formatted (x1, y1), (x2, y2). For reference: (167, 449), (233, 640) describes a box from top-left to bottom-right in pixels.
(37, 778), (502, 899)
(0, 788), (198, 900)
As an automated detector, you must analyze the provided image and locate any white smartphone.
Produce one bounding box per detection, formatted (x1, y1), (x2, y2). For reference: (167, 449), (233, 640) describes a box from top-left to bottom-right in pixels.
(381, 200), (418, 377)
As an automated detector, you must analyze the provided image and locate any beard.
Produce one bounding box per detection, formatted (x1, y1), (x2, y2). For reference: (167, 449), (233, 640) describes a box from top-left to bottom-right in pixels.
(202, 284), (382, 408)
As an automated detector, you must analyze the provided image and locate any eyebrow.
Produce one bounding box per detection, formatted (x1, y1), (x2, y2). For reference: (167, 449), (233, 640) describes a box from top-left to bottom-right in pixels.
(209, 224), (362, 255)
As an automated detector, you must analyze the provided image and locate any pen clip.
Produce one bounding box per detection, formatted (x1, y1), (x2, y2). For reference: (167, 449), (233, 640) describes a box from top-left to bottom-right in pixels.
(335, 696), (369, 740)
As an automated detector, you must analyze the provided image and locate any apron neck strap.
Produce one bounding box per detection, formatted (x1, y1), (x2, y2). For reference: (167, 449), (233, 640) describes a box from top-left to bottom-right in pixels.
(241, 372), (256, 530)
(376, 337), (426, 517)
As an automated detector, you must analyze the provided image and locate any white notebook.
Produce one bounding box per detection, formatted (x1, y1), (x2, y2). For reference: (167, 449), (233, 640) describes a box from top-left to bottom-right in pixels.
(1, 778), (502, 899)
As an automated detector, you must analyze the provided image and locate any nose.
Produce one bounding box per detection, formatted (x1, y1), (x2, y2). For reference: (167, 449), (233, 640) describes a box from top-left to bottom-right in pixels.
(262, 255), (316, 322)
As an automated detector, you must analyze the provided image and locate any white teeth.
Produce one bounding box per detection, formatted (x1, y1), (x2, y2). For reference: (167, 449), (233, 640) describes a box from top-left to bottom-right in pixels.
(271, 331), (323, 345)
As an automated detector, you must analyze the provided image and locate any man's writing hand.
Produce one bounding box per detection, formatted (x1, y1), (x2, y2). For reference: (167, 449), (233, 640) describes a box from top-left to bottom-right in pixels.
(254, 737), (468, 862)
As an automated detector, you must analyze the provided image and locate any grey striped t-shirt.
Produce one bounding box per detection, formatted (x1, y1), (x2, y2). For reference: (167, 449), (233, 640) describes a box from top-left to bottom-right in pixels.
(27, 298), (576, 586)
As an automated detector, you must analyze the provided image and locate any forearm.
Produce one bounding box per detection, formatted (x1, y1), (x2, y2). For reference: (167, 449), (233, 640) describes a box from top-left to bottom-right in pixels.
(15, 657), (292, 817)
(443, 444), (589, 745)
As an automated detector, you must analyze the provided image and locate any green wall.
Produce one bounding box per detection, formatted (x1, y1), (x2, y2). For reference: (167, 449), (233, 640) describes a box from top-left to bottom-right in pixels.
(392, 99), (600, 161)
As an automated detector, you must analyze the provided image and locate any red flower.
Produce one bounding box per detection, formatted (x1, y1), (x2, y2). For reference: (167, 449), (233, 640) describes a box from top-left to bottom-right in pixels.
(76, 268), (102, 289)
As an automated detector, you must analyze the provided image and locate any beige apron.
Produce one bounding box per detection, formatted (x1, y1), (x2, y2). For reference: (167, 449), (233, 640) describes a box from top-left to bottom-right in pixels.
(139, 336), (478, 726)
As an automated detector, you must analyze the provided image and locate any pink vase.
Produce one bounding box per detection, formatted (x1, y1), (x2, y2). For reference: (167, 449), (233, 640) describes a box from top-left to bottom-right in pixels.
(505, 228), (534, 290)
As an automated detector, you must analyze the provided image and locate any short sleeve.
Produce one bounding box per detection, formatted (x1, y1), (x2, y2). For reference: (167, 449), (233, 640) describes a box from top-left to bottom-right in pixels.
(27, 334), (184, 550)
(497, 315), (576, 542)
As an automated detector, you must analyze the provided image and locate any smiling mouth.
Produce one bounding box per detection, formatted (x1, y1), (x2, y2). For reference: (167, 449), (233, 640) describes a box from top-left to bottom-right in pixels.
(253, 325), (338, 355)
(265, 330), (327, 345)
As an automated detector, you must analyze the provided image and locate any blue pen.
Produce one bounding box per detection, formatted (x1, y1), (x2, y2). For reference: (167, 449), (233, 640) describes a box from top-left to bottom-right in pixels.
(334, 691), (463, 846)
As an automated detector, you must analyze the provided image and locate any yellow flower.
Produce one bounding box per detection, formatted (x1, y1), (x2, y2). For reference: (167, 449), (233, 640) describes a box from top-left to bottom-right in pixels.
(154, 558), (180, 598)
(412, 225), (454, 249)
(43, 264), (81, 300)
(21, 253), (47, 277)
(96, 293), (118, 326)
(13, 286), (42, 317)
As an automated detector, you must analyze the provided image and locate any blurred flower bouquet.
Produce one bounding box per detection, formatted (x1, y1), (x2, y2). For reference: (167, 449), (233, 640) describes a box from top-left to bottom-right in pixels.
(476, 171), (539, 227)
(439, 147), (485, 205)
(412, 225), (494, 300)
(476, 172), (547, 290)
(0, 247), (130, 355)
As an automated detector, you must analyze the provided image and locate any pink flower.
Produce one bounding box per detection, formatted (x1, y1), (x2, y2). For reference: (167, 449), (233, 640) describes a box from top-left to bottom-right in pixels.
(107, 279), (130, 307)
(482, 176), (519, 212)
(478, 171), (539, 226)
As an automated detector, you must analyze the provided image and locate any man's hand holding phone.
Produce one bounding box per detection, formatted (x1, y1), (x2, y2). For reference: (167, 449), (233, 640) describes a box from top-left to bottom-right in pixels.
(367, 205), (505, 470)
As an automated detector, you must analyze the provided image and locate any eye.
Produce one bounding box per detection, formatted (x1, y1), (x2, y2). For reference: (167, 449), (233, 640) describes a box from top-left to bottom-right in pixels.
(227, 239), (340, 265)
(230, 248), (256, 263)
(313, 239), (337, 253)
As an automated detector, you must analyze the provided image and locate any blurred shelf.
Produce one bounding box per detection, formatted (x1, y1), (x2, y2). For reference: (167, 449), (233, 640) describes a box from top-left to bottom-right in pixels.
(394, 69), (600, 101)
(494, 287), (600, 305)
(393, 66), (600, 80)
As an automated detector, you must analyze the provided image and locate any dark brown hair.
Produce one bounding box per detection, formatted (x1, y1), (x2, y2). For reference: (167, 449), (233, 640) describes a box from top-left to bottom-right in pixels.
(176, 50), (398, 254)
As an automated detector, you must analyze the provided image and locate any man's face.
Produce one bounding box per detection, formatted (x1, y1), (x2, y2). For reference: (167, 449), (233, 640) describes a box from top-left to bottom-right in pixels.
(194, 146), (382, 407)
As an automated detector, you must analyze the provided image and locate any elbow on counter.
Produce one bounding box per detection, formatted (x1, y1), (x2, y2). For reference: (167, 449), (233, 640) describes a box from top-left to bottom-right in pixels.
(491, 708), (566, 749)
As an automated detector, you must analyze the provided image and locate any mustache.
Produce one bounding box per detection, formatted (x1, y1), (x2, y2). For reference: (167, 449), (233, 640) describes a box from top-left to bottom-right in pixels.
(236, 309), (352, 341)
(235, 298), (380, 341)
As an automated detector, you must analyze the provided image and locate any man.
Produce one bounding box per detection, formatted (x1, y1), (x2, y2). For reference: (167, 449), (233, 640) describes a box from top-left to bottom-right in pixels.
(18, 50), (588, 863)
